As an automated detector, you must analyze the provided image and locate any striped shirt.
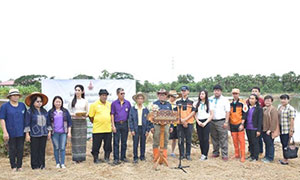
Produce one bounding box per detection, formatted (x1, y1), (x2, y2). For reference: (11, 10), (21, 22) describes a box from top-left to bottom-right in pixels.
(278, 104), (296, 134)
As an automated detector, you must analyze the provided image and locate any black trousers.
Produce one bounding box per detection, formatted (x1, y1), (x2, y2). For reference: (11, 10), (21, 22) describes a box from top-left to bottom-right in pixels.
(30, 136), (47, 169)
(196, 119), (210, 156)
(92, 133), (112, 159)
(280, 133), (290, 159)
(246, 129), (259, 160)
(8, 136), (25, 169)
(113, 121), (128, 161)
(177, 124), (193, 157)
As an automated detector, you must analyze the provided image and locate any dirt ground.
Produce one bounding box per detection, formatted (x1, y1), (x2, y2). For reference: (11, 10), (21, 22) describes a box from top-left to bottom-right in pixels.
(0, 134), (300, 180)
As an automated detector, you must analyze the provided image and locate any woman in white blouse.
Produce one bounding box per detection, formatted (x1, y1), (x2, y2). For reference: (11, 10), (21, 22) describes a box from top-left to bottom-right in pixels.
(68, 84), (89, 163)
(194, 90), (214, 161)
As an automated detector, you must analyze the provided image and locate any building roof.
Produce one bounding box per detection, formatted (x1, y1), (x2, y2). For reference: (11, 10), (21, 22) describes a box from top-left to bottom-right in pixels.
(0, 80), (14, 86)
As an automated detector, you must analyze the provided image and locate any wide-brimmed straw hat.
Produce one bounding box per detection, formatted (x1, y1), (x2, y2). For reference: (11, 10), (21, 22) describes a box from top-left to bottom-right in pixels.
(157, 89), (168, 95)
(25, 92), (48, 106)
(167, 90), (181, 98)
(7, 89), (22, 98)
(132, 92), (147, 102)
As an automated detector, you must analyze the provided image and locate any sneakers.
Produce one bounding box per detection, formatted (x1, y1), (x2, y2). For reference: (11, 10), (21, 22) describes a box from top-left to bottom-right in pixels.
(121, 158), (129, 163)
(212, 154), (219, 158)
(105, 158), (110, 164)
(56, 164), (61, 168)
(249, 158), (257, 162)
(200, 155), (207, 161)
(170, 153), (176, 158)
(261, 157), (272, 163)
(17, 168), (23, 172)
(262, 158), (272, 163)
(186, 156), (192, 161)
(61, 164), (66, 169)
(222, 157), (229, 161)
(133, 159), (138, 164)
(94, 158), (100, 164)
(113, 160), (121, 165)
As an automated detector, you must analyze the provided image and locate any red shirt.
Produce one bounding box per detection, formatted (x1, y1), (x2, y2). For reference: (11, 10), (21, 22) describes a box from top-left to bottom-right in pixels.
(258, 97), (265, 107)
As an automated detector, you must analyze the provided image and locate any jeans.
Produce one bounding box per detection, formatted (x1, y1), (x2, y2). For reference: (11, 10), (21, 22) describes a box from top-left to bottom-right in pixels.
(51, 133), (67, 165)
(133, 126), (146, 160)
(262, 132), (274, 161)
(113, 121), (129, 161)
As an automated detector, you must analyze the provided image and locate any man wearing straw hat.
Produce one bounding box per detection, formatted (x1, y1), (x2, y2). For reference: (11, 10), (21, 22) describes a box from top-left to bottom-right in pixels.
(167, 90), (180, 158)
(128, 92), (152, 163)
(152, 89), (173, 162)
(0, 89), (27, 172)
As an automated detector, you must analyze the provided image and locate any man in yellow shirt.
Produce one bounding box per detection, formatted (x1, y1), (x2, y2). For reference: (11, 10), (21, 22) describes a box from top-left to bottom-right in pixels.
(89, 89), (112, 164)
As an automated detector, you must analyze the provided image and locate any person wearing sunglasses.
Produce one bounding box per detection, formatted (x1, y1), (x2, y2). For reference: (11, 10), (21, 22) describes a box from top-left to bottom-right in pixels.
(111, 88), (131, 165)
(24, 92), (51, 170)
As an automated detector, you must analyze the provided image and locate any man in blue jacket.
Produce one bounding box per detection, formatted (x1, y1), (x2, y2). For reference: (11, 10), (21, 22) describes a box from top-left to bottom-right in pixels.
(128, 92), (152, 163)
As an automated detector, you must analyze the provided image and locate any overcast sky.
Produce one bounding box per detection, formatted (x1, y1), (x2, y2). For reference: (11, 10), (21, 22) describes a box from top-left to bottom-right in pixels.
(0, 0), (299, 83)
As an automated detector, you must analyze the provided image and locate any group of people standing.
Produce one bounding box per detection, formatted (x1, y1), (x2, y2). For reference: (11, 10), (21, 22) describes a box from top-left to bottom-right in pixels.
(0, 84), (297, 172)
(191, 85), (296, 165)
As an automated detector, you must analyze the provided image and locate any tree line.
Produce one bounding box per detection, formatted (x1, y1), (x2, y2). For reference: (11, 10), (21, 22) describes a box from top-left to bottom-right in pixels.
(2, 71), (300, 96)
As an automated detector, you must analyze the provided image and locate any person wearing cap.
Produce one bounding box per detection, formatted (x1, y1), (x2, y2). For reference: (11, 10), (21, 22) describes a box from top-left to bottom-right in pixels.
(111, 88), (131, 165)
(152, 89), (173, 162)
(209, 85), (230, 161)
(174, 86), (196, 161)
(89, 89), (112, 164)
(167, 90), (180, 158)
(24, 92), (52, 170)
(128, 92), (152, 163)
(229, 88), (247, 162)
(0, 89), (27, 171)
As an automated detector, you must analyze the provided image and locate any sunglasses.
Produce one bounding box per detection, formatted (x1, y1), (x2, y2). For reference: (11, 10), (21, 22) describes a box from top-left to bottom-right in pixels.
(120, 93), (125, 95)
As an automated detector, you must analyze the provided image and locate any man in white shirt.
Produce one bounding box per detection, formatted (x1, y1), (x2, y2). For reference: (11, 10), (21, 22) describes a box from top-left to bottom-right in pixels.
(209, 85), (230, 161)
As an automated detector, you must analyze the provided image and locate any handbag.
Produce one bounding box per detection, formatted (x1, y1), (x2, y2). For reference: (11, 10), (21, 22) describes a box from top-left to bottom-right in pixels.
(283, 137), (299, 159)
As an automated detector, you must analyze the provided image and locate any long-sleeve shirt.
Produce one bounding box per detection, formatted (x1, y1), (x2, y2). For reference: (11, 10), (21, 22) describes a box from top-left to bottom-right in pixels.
(24, 108), (52, 137)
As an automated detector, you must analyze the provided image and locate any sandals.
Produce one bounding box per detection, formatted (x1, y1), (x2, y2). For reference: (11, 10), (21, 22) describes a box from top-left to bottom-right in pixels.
(279, 160), (289, 165)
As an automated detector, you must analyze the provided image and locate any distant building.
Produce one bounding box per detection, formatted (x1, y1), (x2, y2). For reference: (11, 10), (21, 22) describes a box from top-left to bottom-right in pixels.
(0, 80), (15, 87)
